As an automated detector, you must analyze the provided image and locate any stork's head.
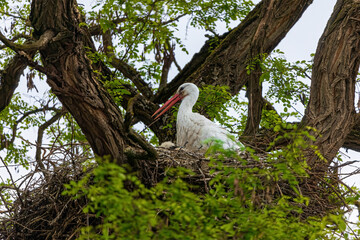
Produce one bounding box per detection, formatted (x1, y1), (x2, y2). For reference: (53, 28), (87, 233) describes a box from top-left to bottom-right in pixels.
(176, 83), (199, 99)
(152, 83), (199, 120)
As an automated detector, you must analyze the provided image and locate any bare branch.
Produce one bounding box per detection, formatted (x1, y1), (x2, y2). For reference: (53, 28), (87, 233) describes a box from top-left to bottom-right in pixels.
(0, 34), (33, 49)
(0, 106), (60, 151)
(0, 9), (27, 21)
(102, 31), (153, 99)
(35, 110), (65, 172)
(0, 157), (23, 207)
(161, 13), (187, 25)
(186, 0), (313, 95)
(159, 42), (175, 92)
(0, 29), (54, 52)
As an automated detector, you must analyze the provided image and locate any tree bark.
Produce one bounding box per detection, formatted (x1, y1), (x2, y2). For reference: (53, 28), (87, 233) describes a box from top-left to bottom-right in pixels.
(343, 122), (360, 152)
(153, 0), (313, 102)
(0, 54), (29, 112)
(243, 64), (263, 136)
(185, 0), (313, 93)
(302, 0), (360, 169)
(29, 0), (139, 164)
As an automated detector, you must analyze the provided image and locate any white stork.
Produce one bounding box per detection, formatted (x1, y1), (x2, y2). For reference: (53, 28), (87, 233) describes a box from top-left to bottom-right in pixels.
(152, 83), (242, 151)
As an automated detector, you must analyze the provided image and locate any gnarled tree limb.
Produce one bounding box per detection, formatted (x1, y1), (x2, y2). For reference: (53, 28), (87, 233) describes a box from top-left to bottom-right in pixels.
(0, 30), (54, 52)
(302, 0), (360, 167)
(0, 54), (29, 112)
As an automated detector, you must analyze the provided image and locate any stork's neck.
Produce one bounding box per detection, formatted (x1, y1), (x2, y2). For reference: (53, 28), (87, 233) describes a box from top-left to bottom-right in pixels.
(178, 92), (198, 114)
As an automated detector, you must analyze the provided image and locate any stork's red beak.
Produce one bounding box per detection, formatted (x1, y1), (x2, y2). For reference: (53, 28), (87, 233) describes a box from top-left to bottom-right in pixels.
(152, 93), (183, 120)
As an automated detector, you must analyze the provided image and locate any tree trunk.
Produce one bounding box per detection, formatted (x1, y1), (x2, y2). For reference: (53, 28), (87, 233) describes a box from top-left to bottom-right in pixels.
(302, 0), (360, 170)
(243, 64), (263, 136)
(29, 0), (133, 164)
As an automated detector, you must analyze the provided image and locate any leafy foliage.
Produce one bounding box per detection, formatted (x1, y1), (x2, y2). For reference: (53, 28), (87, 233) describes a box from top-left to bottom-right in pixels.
(0, 93), (40, 167)
(243, 50), (313, 132)
(85, 0), (254, 86)
(63, 130), (357, 239)
(0, 91), (92, 169)
(262, 50), (311, 110)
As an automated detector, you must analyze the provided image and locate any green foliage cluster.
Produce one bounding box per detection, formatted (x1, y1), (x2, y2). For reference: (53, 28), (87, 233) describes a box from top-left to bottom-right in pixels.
(87, 0), (253, 85)
(195, 85), (236, 129)
(64, 130), (355, 239)
(261, 50), (311, 111)
(0, 92), (92, 168)
(0, 93), (39, 167)
(245, 50), (311, 114)
(243, 50), (313, 131)
(259, 50), (312, 123)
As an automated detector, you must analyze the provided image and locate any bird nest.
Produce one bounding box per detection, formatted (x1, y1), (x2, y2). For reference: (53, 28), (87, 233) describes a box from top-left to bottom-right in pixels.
(0, 147), (351, 240)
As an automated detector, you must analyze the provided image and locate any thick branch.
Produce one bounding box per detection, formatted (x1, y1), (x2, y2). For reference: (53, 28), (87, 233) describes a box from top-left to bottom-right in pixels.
(0, 45), (39, 112)
(243, 0), (275, 135)
(185, 0), (313, 94)
(0, 30), (55, 52)
(0, 31), (55, 112)
(302, 0), (360, 166)
(343, 116), (360, 152)
(0, 34), (33, 50)
(0, 55), (27, 112)
(243, 64), (264, 136)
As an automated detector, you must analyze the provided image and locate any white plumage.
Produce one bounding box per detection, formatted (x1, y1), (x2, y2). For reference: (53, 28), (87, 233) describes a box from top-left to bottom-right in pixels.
(153, 83), (242, 151)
